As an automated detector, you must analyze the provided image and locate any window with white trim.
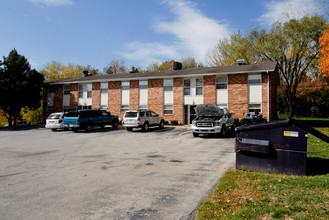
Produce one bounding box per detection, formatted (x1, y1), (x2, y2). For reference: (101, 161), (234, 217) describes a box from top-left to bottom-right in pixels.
(196, 78), (203, 95)
(164, 105), (173, 115)
(87, 84), (92, 98)
(164, 79), (173, 91)
(248, 104), (261, 113)
(184, 79), (191, 95)
(63, 85), (70, 95)
(100, 83), (108, 94)
(121, 105), (129, 112)
(78, 85), (83, 98)
(216, 76), (228, 89)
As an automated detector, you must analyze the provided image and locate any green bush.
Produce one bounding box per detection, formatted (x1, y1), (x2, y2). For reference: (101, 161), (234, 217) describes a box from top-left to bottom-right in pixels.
(170, 120), (179, 125)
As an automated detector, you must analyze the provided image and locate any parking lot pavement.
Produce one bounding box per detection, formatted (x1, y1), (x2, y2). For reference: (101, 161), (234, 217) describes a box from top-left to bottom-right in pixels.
(0, 126), (235, 220)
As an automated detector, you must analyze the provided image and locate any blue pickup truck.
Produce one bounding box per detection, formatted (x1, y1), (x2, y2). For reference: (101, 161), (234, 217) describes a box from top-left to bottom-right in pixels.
(64, 109), (119, 132)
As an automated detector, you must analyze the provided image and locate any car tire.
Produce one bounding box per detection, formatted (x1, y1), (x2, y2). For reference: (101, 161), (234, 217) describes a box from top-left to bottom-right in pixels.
(159, 121), (164, 129)
(220, 125), (226, 137)
(142, 122), (149, 132)
(112, 120), (118, 128)
(126, 127), (133, 132)
(85, 124), (93, 132)
(193, 132), (199, 137)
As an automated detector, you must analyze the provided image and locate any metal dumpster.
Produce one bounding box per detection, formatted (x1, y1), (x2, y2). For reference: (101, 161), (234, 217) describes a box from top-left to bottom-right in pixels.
(235, 119), (329, 176)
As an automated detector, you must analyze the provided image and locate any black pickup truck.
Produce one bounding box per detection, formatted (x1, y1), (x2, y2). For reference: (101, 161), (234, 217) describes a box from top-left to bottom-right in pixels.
(64, 109), (119, 131)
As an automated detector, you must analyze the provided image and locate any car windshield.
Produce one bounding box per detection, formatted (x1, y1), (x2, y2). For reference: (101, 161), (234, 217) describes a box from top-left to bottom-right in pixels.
(125, 112), (137, 118)
(47, 114), (61, 119)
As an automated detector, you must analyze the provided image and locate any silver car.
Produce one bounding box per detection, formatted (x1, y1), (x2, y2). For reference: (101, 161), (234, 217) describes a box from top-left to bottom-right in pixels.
(45, 112), (65, 131)
(123, 110), (164, 131)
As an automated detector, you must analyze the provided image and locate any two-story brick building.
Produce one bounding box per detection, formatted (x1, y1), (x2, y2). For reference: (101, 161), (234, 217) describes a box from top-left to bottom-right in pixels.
(46, 62), (278, 124)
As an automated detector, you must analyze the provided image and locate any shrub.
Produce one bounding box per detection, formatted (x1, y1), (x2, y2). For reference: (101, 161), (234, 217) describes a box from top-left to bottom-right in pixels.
(170, 120), (179, 125)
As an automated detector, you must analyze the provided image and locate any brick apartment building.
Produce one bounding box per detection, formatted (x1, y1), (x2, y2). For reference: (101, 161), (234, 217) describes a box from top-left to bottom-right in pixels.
(46, 62), (278, 124)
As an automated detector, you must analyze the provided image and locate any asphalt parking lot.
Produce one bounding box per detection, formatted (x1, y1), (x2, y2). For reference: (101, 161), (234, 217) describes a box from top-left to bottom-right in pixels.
(0, 126), (235, 220)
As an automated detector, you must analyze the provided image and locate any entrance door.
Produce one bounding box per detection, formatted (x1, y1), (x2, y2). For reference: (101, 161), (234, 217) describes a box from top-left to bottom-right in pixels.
(184, 105), (197, 125)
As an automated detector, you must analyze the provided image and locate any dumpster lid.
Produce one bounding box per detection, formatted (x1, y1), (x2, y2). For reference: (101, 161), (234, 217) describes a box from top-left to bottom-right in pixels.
(237, 119), (329, 144)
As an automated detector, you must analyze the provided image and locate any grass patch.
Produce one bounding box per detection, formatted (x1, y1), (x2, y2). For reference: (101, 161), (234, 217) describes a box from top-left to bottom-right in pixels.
(197, 128), (329, 220)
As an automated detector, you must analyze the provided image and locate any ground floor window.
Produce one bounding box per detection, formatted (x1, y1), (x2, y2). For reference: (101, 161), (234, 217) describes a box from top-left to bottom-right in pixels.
(217, 104), (227, 109)
(248, 104), (261, 113)
(100, 105), (108, 110)
(78, 105), (92, 110)
(164, 105), (173, 115)
(63, 106), (70, 112)
(139, 105), (147, 111)
(121, 105), (129, 112)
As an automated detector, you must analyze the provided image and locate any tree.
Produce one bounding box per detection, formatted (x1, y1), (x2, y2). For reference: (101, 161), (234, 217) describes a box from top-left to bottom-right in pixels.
(159, 60), (175, 71)
(41, 61), (100, 81)
(261, 16), (327, 118)
(146, 61), (161, 71)
(103, 59), (127, 74)
(208, 15), (327, 118)
(181, 57), (204, 69)
(0, 49), (44, 126)
(319, 24), (329, 78)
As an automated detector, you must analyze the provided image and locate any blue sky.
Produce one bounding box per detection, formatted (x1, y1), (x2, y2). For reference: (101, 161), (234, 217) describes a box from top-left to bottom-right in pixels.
(1, 0), (326, 72)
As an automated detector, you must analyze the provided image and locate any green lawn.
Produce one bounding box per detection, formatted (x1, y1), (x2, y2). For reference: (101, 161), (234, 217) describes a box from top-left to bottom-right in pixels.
(197, 128), (329, 220)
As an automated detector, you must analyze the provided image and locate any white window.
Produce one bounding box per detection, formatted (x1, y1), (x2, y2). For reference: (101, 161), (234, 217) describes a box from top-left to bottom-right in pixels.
(184, 79), (191, 96)
(249, 104), (261, 113)
(139, 80), (148, 89)
(164, 105), (173, 115)
(101, 83), (108, 94)
(87, 84), (92, 98)
(78, 85), (83, 98)
(139, 105), (147, 110)
(196, 78), (203, 95)
(63, 85), (70, 95)
(248, 74), (262, 113)
(216, 76), (228, 89)
(121, 105), (129, 112)
(164, 79), (173, 91)
(139, 80), (148, 110)
(121, 81), (130, 112)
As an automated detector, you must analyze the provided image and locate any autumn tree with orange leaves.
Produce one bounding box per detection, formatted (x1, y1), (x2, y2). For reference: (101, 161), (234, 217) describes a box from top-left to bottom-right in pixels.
(319, 25), (329, 78)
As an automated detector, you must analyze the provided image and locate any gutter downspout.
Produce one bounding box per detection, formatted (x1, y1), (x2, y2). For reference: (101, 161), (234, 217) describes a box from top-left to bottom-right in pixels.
(267, 71), (270, 121)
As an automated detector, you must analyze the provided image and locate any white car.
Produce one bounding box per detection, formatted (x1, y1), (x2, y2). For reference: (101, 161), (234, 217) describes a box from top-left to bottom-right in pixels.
(123, 110), (164, 131)
(45, 112), (65, 131)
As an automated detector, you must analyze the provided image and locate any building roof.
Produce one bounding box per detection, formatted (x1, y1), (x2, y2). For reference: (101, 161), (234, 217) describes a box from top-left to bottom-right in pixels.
(48, 62), (277, 85)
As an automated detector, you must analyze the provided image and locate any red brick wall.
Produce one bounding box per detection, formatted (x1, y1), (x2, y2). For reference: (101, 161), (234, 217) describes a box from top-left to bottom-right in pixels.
(70, 84), (78, 110)
(92, 82), (100, 109)
(228, 74), (248, 119)
(130, 80), (139, 110)
(203, 75), (216, 104)
(53, 85), (63, 112)
(262, 72), (269, 120)
(108, 81), (122, 118)
(148, 79), (163, 116)
(164, 78), (184, 124)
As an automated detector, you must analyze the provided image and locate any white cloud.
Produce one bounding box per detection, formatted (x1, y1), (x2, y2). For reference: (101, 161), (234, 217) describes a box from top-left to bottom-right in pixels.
(122, 0), (230, 66)
(258, 0), (323, 26)
(29, 0), (74, 7)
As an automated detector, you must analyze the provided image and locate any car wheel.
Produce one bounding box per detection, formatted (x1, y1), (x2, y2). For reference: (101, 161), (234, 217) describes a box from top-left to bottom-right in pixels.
(127, 127), (133, 131)
(100, 125), (105, 129)
(159, 121), (164, 129)
(51, 129), (57, 131)
(193, 132), (199, 137)
(112, 120), (118, 128)
(221, 125), (226, 137)
(85, 124), (93, 132)
(142, 123), (149, 132)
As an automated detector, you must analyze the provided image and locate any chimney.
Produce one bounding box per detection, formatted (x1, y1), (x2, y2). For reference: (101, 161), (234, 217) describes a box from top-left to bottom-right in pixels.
(83, 70), (89, 77)
(236, 59), (246, 65)
(129, 66), (138, 73)
(173, 62), (182, 70)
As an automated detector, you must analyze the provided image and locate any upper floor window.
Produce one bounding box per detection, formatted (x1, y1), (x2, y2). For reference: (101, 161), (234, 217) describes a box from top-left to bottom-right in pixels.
(139, 80), (148, 89)
(216, 76), (228, 89)
(196, 78), (203, 95)
(87, 84), (92, 98)
(122, 81), (130, 90)
(163, 79), (173, 91)
(63, 85), (70, 95)
(78, 85), (83, 98)
(184, 79), (191, 95)
(101, 83), (108, 94)
(248, 75), (261, 85)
